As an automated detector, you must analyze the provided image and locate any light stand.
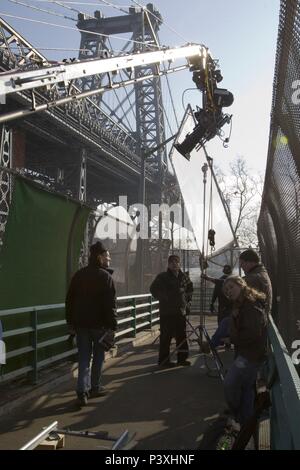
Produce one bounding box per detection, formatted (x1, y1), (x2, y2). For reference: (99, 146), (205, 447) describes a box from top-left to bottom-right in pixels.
(199, 162), (208, 346)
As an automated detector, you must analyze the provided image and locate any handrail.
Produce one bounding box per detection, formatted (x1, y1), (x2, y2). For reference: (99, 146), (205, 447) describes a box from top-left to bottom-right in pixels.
(0, 293), (160, 383)
(118, 294), (157, 301)
(268, 315), (300, 450)
(0, 304), (65, 316)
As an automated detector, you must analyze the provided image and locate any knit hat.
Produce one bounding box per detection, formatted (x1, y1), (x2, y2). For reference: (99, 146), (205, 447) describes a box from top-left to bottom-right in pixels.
(90, 241), (107, 256)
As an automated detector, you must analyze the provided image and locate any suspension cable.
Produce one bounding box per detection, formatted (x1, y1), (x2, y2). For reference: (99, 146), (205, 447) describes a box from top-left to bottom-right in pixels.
(7, 0), (76, 21)
(49, 0), (83, 15)
(29, 1), (132, 8)
(97, 0), (128, 15)
(164, 73), (179, 129)
(0, 44), (122, 53)
(163, 103), (174, 137)
(0, 12), (161, 49)
(105, 37), (134, 132)
(131, 0), (189, 43)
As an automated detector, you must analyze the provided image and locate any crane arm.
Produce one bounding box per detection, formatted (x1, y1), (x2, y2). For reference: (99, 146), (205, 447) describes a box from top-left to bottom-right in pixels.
(0, 44), (207, 97)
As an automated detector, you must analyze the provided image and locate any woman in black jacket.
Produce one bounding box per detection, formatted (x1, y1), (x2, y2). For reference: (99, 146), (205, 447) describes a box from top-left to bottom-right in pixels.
(222, 276), (267, 426)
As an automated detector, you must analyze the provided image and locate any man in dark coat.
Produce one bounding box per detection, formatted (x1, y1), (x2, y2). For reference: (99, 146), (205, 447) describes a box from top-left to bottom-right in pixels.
(66, 241), (117, 406)
(150, 255), (192, 367)
(184, 271), (194, 316)
(208, 264), (233, 323)
(201, 265), (232, 350)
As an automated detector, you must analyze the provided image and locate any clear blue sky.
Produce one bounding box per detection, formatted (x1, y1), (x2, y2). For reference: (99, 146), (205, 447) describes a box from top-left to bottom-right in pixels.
(1, 0), (280, 173)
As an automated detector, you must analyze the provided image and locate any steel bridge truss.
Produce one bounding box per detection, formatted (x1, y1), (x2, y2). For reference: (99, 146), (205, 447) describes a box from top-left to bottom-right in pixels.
(77, 4), (167, 176)
(0, 16), (139, 171)
(0, 125), (11, 238)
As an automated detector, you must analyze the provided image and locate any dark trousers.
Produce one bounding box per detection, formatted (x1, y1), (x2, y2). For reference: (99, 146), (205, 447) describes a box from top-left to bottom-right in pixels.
(76, 328), (105, 395)
(224, 355), (259, 425)
(218, 308), (230, 325)
(159, 315), (189, 364)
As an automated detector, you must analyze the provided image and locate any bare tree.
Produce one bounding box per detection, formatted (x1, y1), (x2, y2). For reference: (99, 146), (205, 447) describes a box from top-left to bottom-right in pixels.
(215, 156), (263, 247)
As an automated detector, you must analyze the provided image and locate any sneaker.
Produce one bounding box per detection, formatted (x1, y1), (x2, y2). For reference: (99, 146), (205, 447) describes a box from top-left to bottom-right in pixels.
(89, 387), (108, 397)
(77, 393), (88, 406)
(158, 361), (177, 368)
(177, 360), (191, 366)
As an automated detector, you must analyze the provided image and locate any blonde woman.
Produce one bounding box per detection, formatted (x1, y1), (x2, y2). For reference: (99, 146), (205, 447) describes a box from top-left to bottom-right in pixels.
(222, 276), (267, 425)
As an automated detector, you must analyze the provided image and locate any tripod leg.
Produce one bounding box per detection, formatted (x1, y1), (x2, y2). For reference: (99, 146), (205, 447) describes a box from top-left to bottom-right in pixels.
(159, 318), (196, 366)
(152, 333), (160, 345)
(200, 325), (225, 382)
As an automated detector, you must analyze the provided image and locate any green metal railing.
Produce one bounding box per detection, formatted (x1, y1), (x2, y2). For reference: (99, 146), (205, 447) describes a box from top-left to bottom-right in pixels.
(268, 316), (300, 450)
(0, 294), (159, 384)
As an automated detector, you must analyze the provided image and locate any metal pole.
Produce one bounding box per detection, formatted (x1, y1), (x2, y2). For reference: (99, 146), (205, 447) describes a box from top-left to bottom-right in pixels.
(138, 151), (146, 292)
(20, 421), (58, 450)
(200, 163), (208, 346)
(181, 197), (185, 270)
(31, 308), (38, 385)
(149, 295), (153, 329)
(112, 430), (130, 450)
(132, 298), (137, 338)
(201, 163), (208, 261)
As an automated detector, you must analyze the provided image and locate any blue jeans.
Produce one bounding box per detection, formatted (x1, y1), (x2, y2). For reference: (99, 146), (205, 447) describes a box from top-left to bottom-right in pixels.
(210, 316), (230, 349)
(224, 355), (259, 425)
(76, 328), (105, 396)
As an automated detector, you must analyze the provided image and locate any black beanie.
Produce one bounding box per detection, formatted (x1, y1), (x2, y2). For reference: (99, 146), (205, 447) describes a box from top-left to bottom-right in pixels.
(90, 241), (107, 256)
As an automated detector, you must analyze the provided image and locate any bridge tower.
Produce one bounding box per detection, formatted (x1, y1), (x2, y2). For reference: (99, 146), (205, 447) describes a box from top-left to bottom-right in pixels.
(77, 4), (170, 290)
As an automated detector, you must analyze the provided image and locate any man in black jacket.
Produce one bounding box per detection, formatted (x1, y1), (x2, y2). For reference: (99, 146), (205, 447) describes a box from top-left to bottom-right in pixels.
(200, 265), (232, 351)
(66, 241), (117, 406)
(150, 255), (192, 368)
(207, 265), (233, 323)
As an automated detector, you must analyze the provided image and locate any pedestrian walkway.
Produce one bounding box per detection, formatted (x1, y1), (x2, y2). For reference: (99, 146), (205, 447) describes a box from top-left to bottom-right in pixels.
(0, 317), (229, 450)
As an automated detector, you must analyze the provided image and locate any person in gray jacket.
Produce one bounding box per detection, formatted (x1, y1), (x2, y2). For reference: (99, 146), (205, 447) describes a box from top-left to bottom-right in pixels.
(239, 249), (272, 316)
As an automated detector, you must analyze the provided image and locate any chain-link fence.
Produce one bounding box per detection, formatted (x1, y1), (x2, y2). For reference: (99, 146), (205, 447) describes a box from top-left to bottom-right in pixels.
(258, 0), (300, 349)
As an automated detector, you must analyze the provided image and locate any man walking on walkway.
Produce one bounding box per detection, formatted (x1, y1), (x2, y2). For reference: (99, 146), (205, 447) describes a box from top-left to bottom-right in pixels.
(66, 241), (117, 406)
(150, 255), (192, 368)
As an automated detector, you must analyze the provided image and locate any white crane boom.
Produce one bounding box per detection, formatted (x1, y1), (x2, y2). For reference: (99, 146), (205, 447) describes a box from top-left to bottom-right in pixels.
(0, 44), (206, 98)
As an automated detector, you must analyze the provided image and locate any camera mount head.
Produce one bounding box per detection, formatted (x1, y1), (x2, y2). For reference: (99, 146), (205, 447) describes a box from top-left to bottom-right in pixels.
(174, 50), (234, 160)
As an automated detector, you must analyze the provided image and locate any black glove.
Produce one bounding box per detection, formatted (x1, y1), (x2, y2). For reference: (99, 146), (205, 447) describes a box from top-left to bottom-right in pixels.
(99, 329), (115, 351)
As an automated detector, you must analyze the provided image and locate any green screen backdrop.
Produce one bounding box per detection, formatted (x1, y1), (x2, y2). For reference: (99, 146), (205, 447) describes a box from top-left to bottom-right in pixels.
(0, 178), (91, 309)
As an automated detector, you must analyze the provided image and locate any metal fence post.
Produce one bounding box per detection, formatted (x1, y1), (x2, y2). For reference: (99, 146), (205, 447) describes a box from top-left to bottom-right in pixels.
(132, 298), (137, 337)
(149, 295), (153, 329)
(31, 308), (38, 384)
